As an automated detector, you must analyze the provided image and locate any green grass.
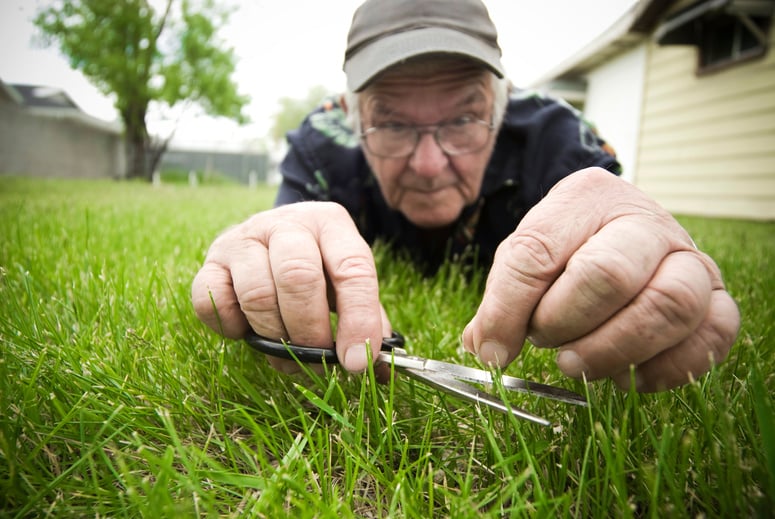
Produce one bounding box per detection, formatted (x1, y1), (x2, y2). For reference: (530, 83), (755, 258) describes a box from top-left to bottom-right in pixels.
(0, 176), (773, 517)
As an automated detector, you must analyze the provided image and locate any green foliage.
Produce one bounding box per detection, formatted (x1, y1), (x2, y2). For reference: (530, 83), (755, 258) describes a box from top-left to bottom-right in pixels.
(0, 178), (773, 517)
(161, 1), (248, 123)
(270, 85), (333, 144)
(34, 0), (249, 177)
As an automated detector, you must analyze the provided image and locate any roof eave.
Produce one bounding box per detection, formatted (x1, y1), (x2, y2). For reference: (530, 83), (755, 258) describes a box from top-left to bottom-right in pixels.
(529, 0), (675, 88)
(0, 80), (25, 105)
(27, 106), (123, 135)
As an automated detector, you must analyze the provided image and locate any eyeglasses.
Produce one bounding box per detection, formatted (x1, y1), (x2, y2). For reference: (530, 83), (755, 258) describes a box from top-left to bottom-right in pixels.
(360, 116), (495, 158)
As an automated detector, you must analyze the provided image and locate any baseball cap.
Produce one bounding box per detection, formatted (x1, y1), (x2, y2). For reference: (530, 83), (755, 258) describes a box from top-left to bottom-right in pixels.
(343, 0), (505, 92)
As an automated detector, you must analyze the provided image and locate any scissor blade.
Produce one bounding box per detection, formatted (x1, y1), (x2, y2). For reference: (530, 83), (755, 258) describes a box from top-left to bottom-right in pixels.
(499, 375), (589, 407)
(380, 355), (587, 407)
(399, 368), (551, 426)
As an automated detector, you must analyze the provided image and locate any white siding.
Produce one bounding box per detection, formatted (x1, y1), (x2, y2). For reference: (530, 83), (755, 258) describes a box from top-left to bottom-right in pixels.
(584, 44), (648, 183)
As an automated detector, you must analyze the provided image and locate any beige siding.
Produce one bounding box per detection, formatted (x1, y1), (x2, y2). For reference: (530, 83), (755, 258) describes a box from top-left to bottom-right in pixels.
(635, 20), (775, 220)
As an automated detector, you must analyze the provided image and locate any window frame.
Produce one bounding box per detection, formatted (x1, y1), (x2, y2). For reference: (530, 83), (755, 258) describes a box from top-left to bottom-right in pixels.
(696, 11), (772, 75)
(654, 0), (774, 76)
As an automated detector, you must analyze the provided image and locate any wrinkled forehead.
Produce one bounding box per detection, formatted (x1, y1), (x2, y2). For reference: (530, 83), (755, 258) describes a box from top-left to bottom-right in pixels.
(360, 56), (494, 117)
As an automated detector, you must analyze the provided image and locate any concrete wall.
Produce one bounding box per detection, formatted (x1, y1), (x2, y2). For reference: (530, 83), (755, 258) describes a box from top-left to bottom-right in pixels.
(161, 148), (269, 184)
(0, 98), (125, 178)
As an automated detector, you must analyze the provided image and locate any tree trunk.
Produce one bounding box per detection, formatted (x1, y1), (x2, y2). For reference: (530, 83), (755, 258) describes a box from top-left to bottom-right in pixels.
(125, 133), (147, 180)
(147, 132), (173, 178)
(122, 102), (151, 180)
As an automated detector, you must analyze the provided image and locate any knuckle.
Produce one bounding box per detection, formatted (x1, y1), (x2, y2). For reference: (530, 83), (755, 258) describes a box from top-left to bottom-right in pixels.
(658, 273), (709, 330)
(289, 200), (351, 225)
(643, 281), (706, 334)
(237, 279), (280, 313)
(208, 222), (249, 254)
(612, 276), (737, 392)
(329, 254), (376, 286)
(272, 257), (326, 295)
(635, 252), (713, 336)
(555, 166), (613, 194)
(496, 230), (561, 286)
(568, 248), (641, 301)
(236, 281), (287, 339)
(574, 166), (611, 186)
(321, 200), (349, 216)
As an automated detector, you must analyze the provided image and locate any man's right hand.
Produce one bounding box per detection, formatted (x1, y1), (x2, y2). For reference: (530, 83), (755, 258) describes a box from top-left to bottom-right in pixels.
(191, 202), (388, 373)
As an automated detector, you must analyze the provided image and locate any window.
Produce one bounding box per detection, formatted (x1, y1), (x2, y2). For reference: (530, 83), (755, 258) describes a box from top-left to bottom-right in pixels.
(655, 0), (774, 74)
(698, 10), (772, 72)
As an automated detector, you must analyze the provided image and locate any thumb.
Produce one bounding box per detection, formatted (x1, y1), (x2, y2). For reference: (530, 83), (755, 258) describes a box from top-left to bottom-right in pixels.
(463, 229), (563, 366)
(380, 303), (393, 338)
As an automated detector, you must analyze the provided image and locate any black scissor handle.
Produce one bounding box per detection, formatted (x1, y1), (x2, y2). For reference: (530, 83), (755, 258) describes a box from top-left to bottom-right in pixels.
(244, 331), (405, 364)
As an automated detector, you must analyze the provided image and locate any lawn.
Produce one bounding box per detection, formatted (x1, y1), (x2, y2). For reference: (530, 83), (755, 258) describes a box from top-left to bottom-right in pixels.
(0, 177), (773, 517)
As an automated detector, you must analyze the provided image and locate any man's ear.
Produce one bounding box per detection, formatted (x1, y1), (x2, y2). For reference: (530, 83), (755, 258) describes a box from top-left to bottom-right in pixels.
(339, 94), (349, 114)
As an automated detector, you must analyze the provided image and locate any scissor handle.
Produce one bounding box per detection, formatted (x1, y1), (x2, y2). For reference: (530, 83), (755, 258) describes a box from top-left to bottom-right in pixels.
(244, 331), (405, 364)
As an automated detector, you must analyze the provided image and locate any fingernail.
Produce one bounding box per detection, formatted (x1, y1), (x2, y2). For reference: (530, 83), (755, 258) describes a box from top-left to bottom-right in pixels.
(556, 350), (589, 378)
(479, 341), (509, 367)
(343, 344), (368, 373)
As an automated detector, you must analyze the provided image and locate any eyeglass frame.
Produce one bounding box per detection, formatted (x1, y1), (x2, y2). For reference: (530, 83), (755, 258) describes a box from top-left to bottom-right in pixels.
(358, 114), (496, 159)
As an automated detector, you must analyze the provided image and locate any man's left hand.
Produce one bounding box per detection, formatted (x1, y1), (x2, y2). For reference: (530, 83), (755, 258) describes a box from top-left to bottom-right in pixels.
(462, 168), (740, 392)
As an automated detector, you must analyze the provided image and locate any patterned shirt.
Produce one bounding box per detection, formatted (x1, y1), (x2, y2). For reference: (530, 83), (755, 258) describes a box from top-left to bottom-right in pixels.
(275, 90), (621, 272)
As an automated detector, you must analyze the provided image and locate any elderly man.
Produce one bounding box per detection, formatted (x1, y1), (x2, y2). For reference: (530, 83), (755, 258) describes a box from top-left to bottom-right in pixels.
(192, 0), (739, 392)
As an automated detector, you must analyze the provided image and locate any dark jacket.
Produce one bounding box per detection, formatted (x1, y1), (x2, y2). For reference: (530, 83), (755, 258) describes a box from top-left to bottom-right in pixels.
(276, 90), (621, 271)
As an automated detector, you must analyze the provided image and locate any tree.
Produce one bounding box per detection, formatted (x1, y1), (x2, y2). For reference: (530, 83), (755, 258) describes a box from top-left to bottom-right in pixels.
(269, 85), (331, 145)
(34, 0), (249, 180)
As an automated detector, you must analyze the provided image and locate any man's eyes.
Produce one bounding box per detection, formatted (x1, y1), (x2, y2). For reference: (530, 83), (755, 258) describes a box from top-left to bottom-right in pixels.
(376, 116), (476, 130)
(448, 116), (475, 127)
(379, 122), (409, 130)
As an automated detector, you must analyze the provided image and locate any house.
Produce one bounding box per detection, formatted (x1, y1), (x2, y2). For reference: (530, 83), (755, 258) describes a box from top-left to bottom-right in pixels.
(0, 79), (125, 178)
(531, 0), (775, 220)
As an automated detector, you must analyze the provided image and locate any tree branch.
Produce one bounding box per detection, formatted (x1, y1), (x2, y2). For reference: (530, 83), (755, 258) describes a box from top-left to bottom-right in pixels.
(153, 0), (174, 42)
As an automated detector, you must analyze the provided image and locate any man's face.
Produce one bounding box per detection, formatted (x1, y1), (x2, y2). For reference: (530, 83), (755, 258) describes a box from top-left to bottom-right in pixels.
(358, 63), (497, 229)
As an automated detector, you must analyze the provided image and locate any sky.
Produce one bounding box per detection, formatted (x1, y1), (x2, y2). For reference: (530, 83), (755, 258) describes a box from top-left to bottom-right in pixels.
(0, 0), (638, 150)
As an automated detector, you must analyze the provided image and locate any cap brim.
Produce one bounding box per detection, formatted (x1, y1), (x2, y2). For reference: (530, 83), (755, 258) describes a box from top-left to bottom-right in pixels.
(344, 26), (505, 92)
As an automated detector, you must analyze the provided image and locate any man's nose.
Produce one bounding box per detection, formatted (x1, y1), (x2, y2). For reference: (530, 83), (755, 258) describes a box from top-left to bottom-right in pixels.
(409, 132), (447, 177)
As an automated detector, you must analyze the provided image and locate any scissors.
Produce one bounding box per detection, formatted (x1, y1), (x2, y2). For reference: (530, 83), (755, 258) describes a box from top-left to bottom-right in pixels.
(244, 331), (587, 426)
